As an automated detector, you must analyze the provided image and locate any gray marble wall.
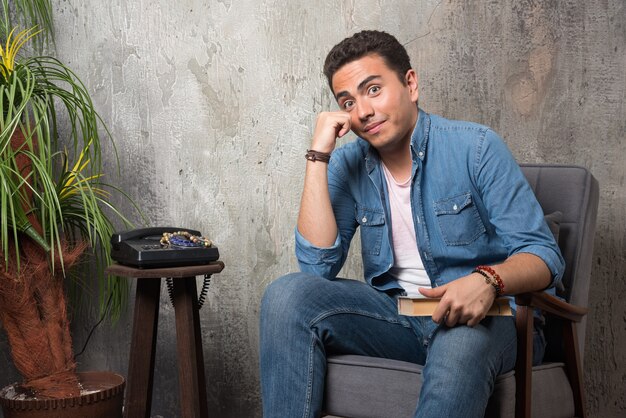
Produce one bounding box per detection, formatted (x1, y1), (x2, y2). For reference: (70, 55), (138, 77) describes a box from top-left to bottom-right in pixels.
(1, 1), (624, 417)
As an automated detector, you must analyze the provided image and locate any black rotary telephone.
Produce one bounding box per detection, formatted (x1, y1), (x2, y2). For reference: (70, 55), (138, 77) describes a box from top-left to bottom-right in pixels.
(110, 227), (219, 268)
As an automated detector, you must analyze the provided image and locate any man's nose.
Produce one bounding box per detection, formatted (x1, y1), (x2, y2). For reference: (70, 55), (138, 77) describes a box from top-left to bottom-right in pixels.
(357, 100), (374, 121)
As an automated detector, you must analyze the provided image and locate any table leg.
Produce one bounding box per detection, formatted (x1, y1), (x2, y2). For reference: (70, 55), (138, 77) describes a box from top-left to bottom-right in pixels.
(124, 278), (161, 418)
(194, 277), (209, 418)
(173, 276), (209, 418)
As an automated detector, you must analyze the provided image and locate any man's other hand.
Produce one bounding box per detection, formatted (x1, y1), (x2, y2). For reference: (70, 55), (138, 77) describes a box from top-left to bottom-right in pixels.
(418, 274), (496, 327)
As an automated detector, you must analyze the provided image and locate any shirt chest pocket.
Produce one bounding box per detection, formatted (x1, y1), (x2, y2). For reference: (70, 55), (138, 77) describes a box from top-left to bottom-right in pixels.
(433, 192), (486, 246)
(356, 206), (385, 255)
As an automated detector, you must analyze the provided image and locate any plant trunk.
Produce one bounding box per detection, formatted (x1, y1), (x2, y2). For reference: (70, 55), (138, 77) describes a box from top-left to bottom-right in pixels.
(0, 129), (84, 399)
(0, 237), (85, 399)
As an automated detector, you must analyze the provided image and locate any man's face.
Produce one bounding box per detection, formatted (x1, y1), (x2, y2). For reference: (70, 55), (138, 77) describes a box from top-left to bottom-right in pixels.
(331, 54), (419, 153)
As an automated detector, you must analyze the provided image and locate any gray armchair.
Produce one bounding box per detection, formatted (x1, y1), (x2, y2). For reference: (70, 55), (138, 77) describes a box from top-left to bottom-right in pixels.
(323, 164), (599, 418)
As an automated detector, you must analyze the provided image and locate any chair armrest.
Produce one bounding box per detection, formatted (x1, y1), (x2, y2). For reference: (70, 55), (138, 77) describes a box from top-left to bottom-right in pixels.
(515, 292), (588, 323)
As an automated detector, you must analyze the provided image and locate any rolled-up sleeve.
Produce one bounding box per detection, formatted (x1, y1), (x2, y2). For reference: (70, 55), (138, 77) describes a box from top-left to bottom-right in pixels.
(475, 129), (565, 288)
(295, 228), (343, 279)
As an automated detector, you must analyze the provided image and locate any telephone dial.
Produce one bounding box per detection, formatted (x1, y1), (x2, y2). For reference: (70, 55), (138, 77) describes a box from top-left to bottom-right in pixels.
(110, 227), (219, 268)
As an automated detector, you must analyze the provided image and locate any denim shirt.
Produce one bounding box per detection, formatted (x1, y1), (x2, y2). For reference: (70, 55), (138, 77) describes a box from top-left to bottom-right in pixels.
(295, 109), (565, 293)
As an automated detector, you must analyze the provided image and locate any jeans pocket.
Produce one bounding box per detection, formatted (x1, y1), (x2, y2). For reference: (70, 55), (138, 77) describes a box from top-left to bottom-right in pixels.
(356, 205), (385, 255)
(433, 192), (486, 246)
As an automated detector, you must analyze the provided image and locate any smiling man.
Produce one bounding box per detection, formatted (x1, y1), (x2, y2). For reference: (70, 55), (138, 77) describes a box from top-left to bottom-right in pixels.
(259, 30), (564, 418)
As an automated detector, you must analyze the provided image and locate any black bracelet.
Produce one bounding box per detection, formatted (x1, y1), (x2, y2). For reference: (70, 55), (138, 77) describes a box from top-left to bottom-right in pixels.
(305, 149), (331, 163)
(472, 268), (501, 296)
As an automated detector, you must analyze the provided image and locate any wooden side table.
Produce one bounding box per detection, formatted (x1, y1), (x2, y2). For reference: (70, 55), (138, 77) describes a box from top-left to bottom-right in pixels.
(105, 262), (225, 418)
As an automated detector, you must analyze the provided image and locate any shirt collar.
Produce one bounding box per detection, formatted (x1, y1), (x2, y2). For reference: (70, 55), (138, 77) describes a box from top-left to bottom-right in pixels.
(410, 107), (430, 162)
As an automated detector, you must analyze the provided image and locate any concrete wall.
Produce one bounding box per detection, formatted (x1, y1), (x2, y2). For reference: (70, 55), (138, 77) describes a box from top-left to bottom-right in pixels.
(1, 1), (624, 417)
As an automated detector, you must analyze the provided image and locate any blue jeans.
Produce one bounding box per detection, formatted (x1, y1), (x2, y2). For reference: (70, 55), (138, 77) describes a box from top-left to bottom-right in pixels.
(260, 273), (519, 418)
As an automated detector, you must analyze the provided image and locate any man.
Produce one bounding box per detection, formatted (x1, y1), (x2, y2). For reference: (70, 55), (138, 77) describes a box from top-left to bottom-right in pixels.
(260, 30), (564, 418)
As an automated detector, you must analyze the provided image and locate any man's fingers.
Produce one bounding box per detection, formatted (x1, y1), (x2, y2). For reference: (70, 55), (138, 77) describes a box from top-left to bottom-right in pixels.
(418, 285), (445, 298)
(437, 301), (486, 327)
(312, 111), (351, 152)
(337, 123), (351, 137)
(445, 309), (459, 327)
(452, 308), (486, 328)
(467, 314), (485, 328)
(420, 285), (448, 323)
(431, 298), (450, 324)
(334, 113), (352, 137)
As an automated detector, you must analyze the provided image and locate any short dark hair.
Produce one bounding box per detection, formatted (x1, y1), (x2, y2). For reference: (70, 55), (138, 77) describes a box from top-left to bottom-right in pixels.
(323, 30), (412, 92)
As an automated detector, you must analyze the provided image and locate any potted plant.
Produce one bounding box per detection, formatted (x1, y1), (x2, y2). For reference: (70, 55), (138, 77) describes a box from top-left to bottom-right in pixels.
(0, 1), (136, 416)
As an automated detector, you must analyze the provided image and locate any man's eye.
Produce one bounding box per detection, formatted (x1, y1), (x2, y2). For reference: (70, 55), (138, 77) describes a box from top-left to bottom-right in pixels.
(368, 86), (380, 95)
(343, 100), (354, 110)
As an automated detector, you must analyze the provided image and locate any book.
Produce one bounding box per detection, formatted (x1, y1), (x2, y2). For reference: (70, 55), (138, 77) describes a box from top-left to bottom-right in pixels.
(397, 295), (512, 317)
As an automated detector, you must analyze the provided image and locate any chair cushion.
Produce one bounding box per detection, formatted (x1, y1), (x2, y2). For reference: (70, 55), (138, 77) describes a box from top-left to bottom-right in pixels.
(324, 355), (574, 418)
(544, 211), (562, 242)
(531, 363), (576, 418)
(324, 355), (424, 418)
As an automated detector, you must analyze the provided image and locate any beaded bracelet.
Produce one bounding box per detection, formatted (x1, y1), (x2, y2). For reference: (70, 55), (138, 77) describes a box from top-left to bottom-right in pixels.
(474, 265), (505, 296)
(473, 268), (501, 296)
(160, 231), (213, 248)
(477, 265), (505, 294)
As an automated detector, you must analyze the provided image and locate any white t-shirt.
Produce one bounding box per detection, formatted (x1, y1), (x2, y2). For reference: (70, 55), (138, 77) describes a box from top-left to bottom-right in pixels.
(381, 163), (431, 296)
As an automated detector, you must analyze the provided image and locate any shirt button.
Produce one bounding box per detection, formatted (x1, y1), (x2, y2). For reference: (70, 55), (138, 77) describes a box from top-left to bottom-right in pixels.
(362, 217), (367, 223)
(453, 204), (458, 211)
(418, 151), (424, 157)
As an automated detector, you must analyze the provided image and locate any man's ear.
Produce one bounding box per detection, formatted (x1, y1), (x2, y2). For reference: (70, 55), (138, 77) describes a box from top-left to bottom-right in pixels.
(405, 69), (419, 103)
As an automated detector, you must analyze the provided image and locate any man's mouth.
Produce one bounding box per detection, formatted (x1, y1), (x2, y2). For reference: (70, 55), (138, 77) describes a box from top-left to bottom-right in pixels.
(364, 120), (385, 134)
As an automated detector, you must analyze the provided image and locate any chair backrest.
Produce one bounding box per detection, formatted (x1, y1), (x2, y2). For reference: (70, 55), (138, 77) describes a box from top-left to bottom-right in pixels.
(520, 164), (599, 355)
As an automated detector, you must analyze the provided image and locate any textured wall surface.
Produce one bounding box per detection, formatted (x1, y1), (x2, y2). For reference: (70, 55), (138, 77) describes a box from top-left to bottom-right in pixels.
(1, 1), (624, 417)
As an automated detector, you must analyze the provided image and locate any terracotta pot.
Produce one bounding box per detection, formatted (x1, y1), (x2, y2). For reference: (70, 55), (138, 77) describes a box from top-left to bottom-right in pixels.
(0, 371), (124, 418)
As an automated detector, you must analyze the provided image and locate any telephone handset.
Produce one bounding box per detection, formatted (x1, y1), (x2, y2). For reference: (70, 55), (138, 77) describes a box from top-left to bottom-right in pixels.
(110, 226), (219, 268)
(110, 227), (202, 245)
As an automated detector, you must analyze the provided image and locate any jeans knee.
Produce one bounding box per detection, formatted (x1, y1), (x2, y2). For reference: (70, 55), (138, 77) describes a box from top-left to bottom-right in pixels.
(434, 328), (488, 365)
(260, 272), (318, 325)
(426, 318), (516, 377)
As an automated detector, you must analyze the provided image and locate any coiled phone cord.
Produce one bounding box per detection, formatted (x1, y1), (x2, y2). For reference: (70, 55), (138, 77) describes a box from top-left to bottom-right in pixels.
(76, 275), (211, 359)
(165, 274), (211, 310)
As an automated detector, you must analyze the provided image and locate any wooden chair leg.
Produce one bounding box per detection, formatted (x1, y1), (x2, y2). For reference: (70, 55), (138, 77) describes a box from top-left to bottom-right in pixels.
(515, 305), (534, 418)
(563, 321), (586, 418)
